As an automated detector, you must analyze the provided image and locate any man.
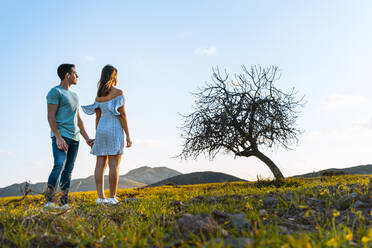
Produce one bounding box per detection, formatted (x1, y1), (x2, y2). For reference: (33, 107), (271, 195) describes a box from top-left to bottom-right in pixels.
(45, 64), (94, 209)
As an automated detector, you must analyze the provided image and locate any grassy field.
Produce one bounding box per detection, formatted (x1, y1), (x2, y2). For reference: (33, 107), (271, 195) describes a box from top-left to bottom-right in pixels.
(0, 175), (371, 248)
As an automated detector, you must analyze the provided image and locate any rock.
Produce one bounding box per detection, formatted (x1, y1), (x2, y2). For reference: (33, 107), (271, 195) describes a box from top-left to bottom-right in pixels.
(173, 214), (228, 239)
(168, 200), (186, 212)
(211, 210), (229, 224)
(188, 195), (244, 205)
(227, 212), (249, 229)
(335, 199), (350, 210)
(349, 192), (359, 200)
(207, 238), (255, 248)
(168, 200), (185, 207)
(286, 223), (314, 232)
(258, 209), (268, 217)
(305, 197), (323, 207)
(277, 225), (289, 234)
(262, 197), (278, 207)
(354, 200), (368, 208)
(189, 195), (205, 203)
(284, 192), (295, 201)
(188, 195), (217, 204)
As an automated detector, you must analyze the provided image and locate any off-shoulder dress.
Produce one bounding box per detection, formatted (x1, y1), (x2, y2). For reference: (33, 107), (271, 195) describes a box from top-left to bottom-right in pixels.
(81, 95), (125, 156)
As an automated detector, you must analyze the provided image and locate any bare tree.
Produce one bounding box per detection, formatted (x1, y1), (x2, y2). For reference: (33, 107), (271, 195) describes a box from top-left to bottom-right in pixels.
(178, 65), (305, 179)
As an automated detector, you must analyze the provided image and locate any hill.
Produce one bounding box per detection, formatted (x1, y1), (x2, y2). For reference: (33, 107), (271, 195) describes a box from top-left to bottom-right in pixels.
(294, 164), (372, 178)
(0, 166), (182, 197)
(146, 171), (247, 187)
(123, 166), (182, 184)
(0, 176), (147, 198)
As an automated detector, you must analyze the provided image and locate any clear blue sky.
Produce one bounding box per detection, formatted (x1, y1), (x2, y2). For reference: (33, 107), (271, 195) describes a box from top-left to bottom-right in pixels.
(1, 1), (372, 187)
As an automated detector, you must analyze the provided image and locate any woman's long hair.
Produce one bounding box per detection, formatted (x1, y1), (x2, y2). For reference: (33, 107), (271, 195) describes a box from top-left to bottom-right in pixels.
(97, 65), (117, 97)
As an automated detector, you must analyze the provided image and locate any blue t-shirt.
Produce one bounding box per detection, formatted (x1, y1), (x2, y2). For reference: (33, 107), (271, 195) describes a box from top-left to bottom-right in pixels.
(46, 85), (80, 141)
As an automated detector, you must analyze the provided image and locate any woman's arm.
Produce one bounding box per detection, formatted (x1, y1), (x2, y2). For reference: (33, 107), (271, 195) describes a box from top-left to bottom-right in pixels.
(118, 105), (132, 147)
(95, 108), (102, 129)
(77, 111), (94, 147)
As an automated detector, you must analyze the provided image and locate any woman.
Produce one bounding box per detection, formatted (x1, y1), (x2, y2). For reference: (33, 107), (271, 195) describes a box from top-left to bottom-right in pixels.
(82, 65), (132, 205)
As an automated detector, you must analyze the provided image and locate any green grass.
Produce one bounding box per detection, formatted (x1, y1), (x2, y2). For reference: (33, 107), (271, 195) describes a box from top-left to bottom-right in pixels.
(0, 175), (371, 247)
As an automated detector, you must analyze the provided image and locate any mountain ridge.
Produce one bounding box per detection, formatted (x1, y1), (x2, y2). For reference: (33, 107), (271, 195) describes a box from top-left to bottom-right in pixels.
(0, 166), (181, 197)
(293, 164), (372, 178)
(146, 171), (247, 187)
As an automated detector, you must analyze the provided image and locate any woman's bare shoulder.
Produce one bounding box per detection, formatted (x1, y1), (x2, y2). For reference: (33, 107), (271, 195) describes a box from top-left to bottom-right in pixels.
(94, 88), (123, 102)
(112, 87), (124, 96)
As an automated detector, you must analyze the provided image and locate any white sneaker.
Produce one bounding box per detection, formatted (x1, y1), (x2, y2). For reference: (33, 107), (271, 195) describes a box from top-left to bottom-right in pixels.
(96, 198), (108, 205)
(107, 198), (119, 205)
(60, 204), (71, 210)
(44, 202), (59, 209)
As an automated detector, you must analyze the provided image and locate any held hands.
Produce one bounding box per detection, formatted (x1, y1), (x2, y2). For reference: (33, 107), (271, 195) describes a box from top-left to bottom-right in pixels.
(126, 137), (132, 148)
(86, 138), (95, 147)
(56, 137), (68, 152)
(57, 137), (94, 151)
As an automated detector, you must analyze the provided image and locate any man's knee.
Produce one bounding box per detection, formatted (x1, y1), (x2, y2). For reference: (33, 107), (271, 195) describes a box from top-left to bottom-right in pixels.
(52, 162), (65, 171)
(62, 164), (74, 175)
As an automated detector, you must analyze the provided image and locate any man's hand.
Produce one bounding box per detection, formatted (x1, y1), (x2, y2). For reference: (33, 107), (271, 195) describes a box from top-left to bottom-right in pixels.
(56, 137), (68, 151)
(86, 139), (94, 147)
(126, 137), (132, 148)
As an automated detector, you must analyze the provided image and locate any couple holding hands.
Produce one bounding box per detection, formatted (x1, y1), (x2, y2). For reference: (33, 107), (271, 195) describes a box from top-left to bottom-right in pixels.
(45, 64), (132, 209)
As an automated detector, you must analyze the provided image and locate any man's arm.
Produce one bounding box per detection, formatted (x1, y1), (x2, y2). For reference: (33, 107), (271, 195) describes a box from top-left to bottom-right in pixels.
(77, 111), (94, 147)
(47, 103), (68, 151)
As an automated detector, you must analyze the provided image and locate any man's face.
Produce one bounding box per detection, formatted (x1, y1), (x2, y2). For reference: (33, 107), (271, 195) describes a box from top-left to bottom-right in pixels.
(67, 67), (78, 85)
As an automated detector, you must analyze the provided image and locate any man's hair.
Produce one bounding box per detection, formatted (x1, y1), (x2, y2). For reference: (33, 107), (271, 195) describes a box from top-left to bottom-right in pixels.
(57, 64), (75, 80)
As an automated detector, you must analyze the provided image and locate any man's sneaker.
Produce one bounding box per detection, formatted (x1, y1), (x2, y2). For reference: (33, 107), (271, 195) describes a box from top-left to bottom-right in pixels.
(44, 202), (59, 209)
(60, 204), (71, 210)
(96, 198), (108, 205)
(107, 197), (119, 205)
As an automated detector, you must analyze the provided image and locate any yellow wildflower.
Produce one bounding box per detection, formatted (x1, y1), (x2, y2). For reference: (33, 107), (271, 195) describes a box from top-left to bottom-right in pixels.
(326, 238), (337, 247)
(361, 236), (370, 244)
(345, 233), (353, 241)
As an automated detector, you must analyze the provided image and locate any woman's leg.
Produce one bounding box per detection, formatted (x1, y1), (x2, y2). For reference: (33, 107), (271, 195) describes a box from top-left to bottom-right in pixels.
(95, 156), (108, 199)
(108, 154), (122, 198)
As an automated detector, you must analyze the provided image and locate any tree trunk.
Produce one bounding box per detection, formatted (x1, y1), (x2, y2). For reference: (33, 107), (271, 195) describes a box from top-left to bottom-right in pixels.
(254, 150), (284, 179)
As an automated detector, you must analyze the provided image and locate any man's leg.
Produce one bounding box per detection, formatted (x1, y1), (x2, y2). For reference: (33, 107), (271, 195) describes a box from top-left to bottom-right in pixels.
(46, 137), (67, 202)
(59, 138), (79, 205)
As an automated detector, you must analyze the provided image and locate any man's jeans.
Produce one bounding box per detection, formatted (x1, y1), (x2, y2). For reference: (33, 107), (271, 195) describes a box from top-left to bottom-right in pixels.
(46, 136), (79, 205)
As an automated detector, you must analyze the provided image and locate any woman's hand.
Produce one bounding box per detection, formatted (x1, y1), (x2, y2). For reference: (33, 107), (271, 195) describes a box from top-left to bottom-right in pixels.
(126, 137), (132, 148)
